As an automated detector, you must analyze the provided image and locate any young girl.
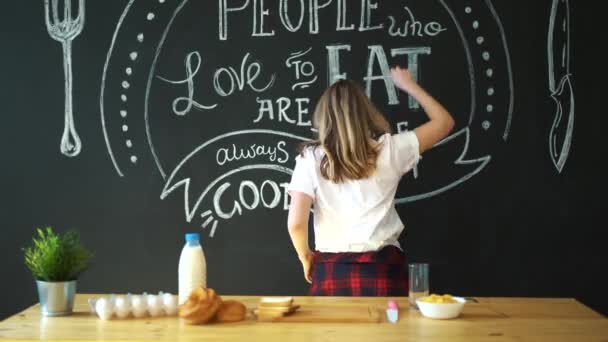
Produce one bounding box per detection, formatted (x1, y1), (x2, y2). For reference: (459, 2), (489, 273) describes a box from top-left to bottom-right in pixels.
(287, 67), (454, 296)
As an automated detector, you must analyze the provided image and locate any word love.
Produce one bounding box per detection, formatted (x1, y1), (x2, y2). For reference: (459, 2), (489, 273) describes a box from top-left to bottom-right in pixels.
(157, 51), (275, 116)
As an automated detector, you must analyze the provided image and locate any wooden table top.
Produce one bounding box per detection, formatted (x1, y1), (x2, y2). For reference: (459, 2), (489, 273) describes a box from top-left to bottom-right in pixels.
(1, 295), (606, 341)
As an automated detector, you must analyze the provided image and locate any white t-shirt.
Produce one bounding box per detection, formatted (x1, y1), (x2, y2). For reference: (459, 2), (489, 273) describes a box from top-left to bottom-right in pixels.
(288, 132), (420, 253)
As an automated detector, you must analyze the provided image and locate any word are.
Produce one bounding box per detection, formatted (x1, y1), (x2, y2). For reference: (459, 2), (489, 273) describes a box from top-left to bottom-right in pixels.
(254, 97), (311, 126)
(216, 141), (290, 166)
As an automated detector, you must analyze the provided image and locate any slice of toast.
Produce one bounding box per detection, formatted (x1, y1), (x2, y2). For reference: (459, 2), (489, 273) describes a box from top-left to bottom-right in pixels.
(258, 296), (294, 308)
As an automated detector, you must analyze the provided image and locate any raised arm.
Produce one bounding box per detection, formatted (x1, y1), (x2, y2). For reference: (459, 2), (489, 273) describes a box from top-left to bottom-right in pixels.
(390, 67), (455, 154)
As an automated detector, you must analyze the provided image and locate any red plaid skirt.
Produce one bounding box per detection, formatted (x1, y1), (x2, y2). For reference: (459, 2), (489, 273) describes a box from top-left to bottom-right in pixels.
(309, 245), (408, 296)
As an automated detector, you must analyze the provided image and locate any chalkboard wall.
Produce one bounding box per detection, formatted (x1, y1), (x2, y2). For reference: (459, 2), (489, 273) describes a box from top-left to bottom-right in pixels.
(2, 0), (606, 319)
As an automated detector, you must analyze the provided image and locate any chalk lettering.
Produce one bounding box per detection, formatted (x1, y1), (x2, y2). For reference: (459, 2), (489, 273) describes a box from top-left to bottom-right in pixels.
(213, 53), (275, 97)
(212, 180), (289, 220)
(336, 0), (354, 31)
(156, 51), (218, 116)
(253, 0), (276, 37)
(214, 182), (243, 219)
(391, 47), (432, 109)
(279, 0), (305, 32)
(219, 0), (250, 41)
(388, 6), (447, 37)
(216, 141), (291, 166)
(254, 97), (312, 126)
(239, 180), (259, 210)
(364, 45), (398, 105)
(309, 0), (333, 34)
(327, 44), (351, 84)
(359, 0), (383, 32)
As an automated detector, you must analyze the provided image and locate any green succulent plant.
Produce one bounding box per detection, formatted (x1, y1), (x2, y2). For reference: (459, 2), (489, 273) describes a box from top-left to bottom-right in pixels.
(23, 227), (92, 281)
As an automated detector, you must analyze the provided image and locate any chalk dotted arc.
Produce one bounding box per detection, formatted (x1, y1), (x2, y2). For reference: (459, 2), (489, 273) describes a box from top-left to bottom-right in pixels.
(101, 0), (174, 176)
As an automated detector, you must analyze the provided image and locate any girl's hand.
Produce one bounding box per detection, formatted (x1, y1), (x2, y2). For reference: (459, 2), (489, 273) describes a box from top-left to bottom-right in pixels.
(299, 252), (314, 284)
(390, 66), (418, 93)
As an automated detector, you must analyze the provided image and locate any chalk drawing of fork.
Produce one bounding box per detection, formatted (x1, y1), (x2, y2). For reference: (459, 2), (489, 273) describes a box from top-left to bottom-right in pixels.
(44, 0), (86, 157)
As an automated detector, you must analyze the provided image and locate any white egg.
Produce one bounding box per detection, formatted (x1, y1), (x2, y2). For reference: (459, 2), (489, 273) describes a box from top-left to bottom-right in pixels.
(113, 296), (131, 319)
(95, 297), (114, 320)
(161, 293), (178, 316)
(130, 295), (148, 318)
(147, 295), (163, 317)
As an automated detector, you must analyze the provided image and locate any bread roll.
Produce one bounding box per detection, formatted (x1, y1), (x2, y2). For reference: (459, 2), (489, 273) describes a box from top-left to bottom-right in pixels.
(179, 288), (222, 324)
(215, 300), (247, 323)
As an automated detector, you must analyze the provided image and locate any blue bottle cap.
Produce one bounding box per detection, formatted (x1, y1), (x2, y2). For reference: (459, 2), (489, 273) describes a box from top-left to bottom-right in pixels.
(185, 233), (200, 242)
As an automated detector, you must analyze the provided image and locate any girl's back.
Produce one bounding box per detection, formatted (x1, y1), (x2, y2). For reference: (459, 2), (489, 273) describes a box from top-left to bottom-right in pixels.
(291, 132), (420, 252)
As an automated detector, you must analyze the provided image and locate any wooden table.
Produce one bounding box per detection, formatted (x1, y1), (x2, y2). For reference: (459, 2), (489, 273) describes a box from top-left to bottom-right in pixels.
(1, 295), (606, 341)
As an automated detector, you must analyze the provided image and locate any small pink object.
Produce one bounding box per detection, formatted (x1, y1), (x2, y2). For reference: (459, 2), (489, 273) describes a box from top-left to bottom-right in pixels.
(386, 300), (399, 323)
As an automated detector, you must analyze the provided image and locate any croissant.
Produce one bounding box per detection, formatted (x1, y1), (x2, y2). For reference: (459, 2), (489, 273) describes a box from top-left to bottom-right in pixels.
(179, 287), (222, 324)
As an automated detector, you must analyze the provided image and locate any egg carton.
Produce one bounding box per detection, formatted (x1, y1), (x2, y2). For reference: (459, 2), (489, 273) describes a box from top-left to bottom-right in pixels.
(88, 292), (178, 320)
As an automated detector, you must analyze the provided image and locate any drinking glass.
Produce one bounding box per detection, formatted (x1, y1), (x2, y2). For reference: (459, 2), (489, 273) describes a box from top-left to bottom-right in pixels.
(408, 263), (429, 309)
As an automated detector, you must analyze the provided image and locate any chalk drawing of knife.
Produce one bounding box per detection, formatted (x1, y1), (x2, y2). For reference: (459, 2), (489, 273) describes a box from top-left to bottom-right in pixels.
(548, 0), (574, 173)
(44, 0), (86, 157)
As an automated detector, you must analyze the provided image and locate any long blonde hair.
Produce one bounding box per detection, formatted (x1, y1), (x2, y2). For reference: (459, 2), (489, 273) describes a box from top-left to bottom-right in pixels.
(303, 80), (392, 183)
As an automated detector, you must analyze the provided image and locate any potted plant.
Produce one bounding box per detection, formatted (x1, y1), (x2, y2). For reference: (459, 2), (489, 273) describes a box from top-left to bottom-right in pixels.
(23, 227), (92, 316)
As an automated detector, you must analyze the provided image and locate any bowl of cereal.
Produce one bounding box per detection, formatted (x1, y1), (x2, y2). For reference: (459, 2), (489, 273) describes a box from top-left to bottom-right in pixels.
(416, 294), (466, 319)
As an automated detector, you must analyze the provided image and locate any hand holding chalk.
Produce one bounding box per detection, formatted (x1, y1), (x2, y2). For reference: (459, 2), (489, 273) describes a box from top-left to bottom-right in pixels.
(390, 67), (418, 93)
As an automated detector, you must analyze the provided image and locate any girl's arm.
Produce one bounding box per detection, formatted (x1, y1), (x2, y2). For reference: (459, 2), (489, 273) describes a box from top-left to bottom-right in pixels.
(390, 67), (455, 154)
(287, 191), (314, 283)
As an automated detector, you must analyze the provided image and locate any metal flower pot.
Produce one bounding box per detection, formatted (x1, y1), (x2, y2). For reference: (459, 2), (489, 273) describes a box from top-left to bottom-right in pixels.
(36, 280), (77, 316)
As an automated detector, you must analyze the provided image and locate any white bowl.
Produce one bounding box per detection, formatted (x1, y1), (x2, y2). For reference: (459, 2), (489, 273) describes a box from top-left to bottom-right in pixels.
(416, 296), (466, 319)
